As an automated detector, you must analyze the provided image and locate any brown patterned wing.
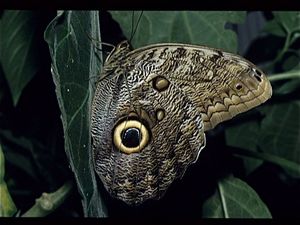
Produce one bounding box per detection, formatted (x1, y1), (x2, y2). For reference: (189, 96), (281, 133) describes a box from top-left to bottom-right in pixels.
(127, 43), (272, 131)
(91, 47), (205, 205)
(91, 41), (272, 206)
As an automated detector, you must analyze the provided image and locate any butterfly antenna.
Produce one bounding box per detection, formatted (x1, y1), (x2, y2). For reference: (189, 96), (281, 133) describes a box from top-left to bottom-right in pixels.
(129, 11), (144, 43)
(86, 31), (116, 49)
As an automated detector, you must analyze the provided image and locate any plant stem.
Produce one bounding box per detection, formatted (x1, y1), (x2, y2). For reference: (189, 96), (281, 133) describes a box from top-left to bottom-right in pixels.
(263, 29), (292, 73)
(230, 148), (300, 174)
(21, 179), (74, 217)
(268, 70), (300, 82)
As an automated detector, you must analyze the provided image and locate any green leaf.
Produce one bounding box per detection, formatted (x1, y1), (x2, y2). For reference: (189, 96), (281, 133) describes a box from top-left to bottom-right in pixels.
(262, 18), (286, 37)
(202, 174), (272, 218)
(44, 11), (107, 217)
(0, 144), (17, 217)
(274, 77), (300, 95)
(109, 11), (246, 53)
(0, 129), (39, 180)
(259, 100), (300, 178)
(225, 119), (263, 175)
(0, 11), (42, 106)
(225, 100), (300, 177)
(262, 12), (300, 37)
(273, 12), (300, 34)
(282, 54), (300, 72)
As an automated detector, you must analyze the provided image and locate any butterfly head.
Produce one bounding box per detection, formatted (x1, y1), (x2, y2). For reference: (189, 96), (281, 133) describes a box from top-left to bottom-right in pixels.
(105, 40), (132, 63)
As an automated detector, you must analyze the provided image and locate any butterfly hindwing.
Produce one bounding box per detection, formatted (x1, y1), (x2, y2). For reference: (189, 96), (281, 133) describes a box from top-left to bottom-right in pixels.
(92, 50), (205, 205)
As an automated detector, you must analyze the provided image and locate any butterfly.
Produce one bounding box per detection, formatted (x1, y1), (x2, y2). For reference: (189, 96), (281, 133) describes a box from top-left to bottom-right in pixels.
(91, 40), (272, 206)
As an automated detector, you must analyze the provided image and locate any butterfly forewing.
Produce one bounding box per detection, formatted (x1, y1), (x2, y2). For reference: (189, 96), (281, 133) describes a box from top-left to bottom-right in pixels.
(91, 40), (272, 205)
(126, 42), (272, 131)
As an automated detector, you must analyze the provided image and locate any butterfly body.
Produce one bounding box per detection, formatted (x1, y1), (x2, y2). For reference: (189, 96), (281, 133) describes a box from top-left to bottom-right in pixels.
(91, 40), (272, 205)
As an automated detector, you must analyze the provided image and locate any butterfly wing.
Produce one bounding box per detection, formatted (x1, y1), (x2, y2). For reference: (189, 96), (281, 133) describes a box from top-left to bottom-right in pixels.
(91, 41), (272, 206)
(91, 54), (205, 205)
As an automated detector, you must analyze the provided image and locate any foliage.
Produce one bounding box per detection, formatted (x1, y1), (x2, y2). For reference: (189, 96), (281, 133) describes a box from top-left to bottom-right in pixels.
(0, 10), (299, 217)
(44, 11), (107, 217)
(0, 144), (17, 216)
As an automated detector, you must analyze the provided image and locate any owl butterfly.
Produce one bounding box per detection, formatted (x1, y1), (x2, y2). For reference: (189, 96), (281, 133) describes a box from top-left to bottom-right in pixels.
(91, 21), (272, 206)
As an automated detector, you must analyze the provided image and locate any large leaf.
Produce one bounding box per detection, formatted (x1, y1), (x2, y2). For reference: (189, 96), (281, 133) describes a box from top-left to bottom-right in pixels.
(109, 11), (246, 53)
(259, 100), (300, 177)
(224, 119), (264, 175)
(225, 100), (300, 178)
(0, 11), (42, 106)
(44, 11), (107, 217)
(202, 174), (272, 218)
